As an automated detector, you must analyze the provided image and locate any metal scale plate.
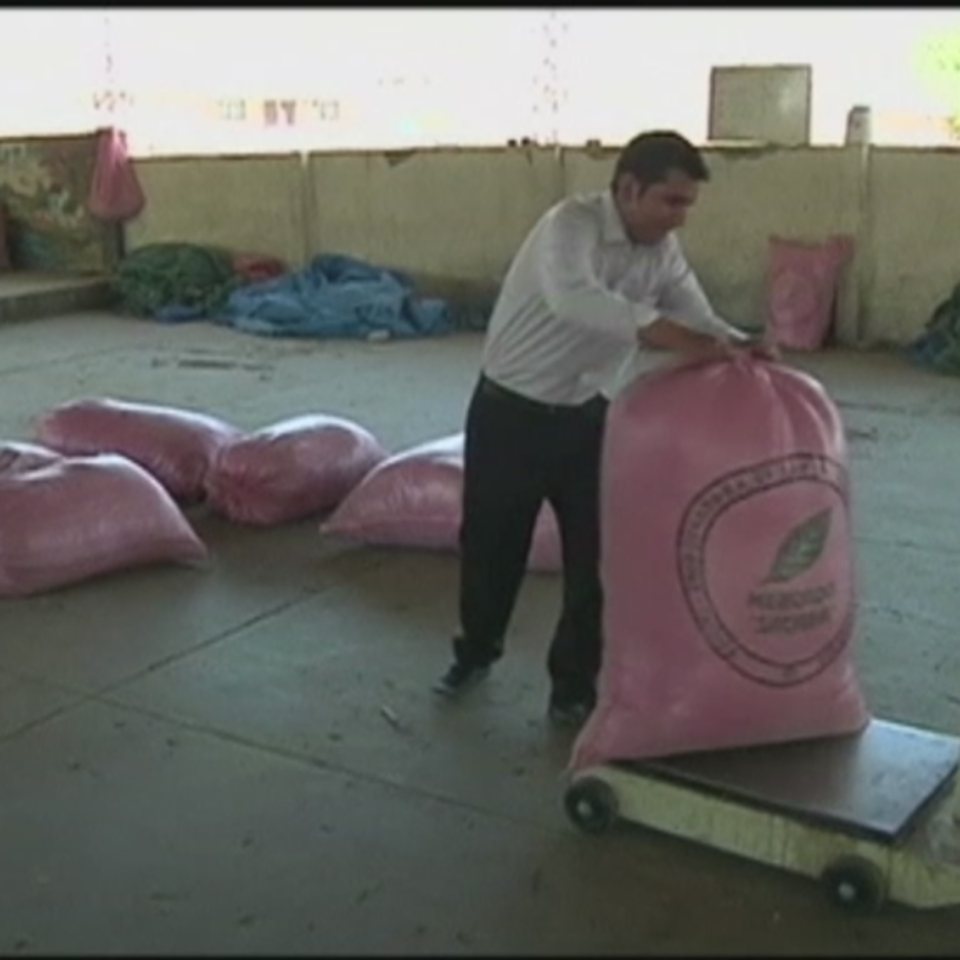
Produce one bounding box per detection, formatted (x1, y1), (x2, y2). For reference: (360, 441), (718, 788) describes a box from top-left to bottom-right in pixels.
(615, 720), (960, 844)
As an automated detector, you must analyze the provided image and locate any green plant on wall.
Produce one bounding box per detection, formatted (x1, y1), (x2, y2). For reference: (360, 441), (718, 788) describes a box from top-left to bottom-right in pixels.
(916, 23), (960, 139)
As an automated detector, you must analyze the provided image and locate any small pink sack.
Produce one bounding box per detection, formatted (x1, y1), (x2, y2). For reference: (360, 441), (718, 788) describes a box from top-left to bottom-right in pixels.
(0, 454), (208, 597)
(766, 234), (854, 351)
(205, 414), (388, 526)
(321, 433), (562, 574)
(0, 441), (63, 477)
(571, 353), (869, 770)
(35, 397), (240, 503)
(87, 126), (146, 222)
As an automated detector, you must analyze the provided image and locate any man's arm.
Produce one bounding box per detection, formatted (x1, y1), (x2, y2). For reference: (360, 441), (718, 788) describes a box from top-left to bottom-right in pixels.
(536, 204), (751, 359)
(657, 238), (750, 344)
(637, 316), (729, 355)
(536, 203), (662, 347)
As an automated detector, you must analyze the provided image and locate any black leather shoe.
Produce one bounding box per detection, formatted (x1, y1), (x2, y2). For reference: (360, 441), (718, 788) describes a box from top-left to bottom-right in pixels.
(547, 689), (596, 729)
(433, 660), (491, 698)
(548, 700), (593, 729)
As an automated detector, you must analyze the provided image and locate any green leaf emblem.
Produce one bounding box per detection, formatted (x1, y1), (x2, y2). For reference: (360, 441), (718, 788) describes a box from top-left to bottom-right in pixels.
(764, 508), (832, 585)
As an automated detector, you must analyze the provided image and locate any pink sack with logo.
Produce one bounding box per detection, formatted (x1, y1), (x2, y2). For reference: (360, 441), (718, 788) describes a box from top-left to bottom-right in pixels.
(571, 354), (869, 769)
(205, 414), (388, 526)
(0, 454), (208, 597)
(765, 234), (854, 351)
(321, 433), (562, 574)
(87, 126), (146, 222)
(35, 397), (240, 503)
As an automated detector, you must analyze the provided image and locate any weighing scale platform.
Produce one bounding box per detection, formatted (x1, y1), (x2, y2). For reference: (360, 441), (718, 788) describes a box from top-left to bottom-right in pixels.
(565, 719), (960, 913)
(616, 720), (960, 844)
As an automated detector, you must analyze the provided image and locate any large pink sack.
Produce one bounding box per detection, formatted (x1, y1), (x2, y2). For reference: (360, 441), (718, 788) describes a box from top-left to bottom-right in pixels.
(35, 398), (240, 503)
(0, 454), (208, 597)
(321, 433), (562, 574)
(87, 126), (146, 222)
(571, 354), (869, 769)
(205, 414), (388, 526)
(766, 234), (854, 351)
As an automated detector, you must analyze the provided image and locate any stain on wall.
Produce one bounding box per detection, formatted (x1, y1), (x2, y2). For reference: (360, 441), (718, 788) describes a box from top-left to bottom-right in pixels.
(0, 133), (121, 274)
(306, 147), (560, 285)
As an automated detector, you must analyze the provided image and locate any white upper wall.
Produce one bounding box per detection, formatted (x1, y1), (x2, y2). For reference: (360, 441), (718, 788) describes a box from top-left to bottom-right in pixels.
(2, 9), (960, 149)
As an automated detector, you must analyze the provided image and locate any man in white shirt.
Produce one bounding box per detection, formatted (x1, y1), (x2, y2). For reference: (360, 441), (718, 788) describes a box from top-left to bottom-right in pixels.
(434, 130), (761, 727)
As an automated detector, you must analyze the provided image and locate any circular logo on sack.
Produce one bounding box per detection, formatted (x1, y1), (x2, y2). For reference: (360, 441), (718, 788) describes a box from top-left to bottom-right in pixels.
(676, 453), (855, 688)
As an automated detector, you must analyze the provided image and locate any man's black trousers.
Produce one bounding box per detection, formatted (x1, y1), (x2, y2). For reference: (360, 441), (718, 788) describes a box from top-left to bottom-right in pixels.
(454, 375), (608, 702)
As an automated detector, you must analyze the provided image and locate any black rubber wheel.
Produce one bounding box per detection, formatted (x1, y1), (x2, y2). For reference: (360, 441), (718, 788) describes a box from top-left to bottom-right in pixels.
(821, 856), (887, 914)
(564, 777), (619, 835)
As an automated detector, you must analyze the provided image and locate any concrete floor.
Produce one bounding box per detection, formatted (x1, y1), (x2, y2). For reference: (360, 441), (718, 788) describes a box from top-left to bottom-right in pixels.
(1, 310), (959, 955)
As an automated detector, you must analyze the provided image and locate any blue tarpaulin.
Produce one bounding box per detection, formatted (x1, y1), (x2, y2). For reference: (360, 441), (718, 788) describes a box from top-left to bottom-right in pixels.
(908, 281), (960, 376)
(218, 253), (453, 340)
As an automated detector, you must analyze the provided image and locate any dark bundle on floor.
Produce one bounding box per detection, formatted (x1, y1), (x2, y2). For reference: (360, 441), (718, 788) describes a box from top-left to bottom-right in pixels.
(909, 282), (960, 375)
(113, 242), (286, 323)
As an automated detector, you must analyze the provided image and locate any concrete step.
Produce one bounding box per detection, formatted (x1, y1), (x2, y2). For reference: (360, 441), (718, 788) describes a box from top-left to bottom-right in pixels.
(0, 272), (114, 323)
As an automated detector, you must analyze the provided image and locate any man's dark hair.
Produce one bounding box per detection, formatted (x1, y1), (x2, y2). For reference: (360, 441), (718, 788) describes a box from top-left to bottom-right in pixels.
(611, 130), (709, 191)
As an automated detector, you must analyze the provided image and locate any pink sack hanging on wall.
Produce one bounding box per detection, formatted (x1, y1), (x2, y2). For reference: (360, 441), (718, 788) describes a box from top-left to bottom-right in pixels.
(570, 353), (870, 770)
(87, 126), (146, 222)
(766, 234), (854, 351)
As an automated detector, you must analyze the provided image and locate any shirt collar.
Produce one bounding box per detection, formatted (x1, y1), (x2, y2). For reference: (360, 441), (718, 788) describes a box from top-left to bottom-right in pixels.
(598, 189), (676, 252)
(599, 189), (631, 246)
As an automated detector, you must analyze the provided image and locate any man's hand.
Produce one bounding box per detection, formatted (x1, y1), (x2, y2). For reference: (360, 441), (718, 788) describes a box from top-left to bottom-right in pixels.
(639, 317), (781, 366)
(680, 334), (735, 365)
(739, 331), (781, 361)
(638, 316), (726, 356)
(638, 317), (736, 371)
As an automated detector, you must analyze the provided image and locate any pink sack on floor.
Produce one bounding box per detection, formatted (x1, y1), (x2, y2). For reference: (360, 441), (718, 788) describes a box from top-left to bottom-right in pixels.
(321, 433), (562, 573)
(87, 126), (146, 222)
(35, 397), (240, 503)
(0, 454), (208, 597)
(766, 234), (854, 351)
(205, 414), (388, 526)
(571, 353), (869, 770)
(0, 441), (62, 477)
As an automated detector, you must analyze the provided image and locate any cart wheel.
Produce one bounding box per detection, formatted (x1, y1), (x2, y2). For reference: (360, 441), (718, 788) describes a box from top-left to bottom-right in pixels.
(564, 777), (619, 834)
(821, 856), (887, 914)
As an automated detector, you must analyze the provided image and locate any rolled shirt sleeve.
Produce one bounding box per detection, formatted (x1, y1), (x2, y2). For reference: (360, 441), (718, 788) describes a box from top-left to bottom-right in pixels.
(659, 238), (749, 342)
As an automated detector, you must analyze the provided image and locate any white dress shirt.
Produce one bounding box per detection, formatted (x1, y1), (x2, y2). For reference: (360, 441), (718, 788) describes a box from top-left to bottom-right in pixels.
(481, 189), (745, 405)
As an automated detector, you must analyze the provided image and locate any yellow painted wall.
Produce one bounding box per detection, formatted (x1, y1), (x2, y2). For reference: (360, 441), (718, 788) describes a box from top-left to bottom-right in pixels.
(119, 143), (960, 346)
